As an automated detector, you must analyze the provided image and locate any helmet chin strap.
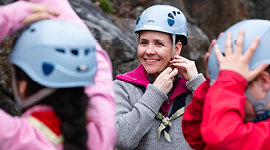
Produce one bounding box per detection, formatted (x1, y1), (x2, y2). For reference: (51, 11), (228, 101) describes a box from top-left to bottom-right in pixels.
(245, 89), (270, 115)
(172, 34), (176, 60)
(21, 88), (57, 109)
(11, 67), (57, 112)
(135, 33), (140, 45)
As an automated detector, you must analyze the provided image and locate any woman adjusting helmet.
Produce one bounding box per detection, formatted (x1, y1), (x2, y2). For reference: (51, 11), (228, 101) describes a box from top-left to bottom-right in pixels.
(114, 4), (205, 150)
(135, 5), (188, 59)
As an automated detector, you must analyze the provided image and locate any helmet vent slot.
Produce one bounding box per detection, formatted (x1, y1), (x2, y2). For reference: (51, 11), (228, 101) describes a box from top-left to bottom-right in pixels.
(30, 29), (36, 33)
(173, 11), (176, 16)
(85, 49), (90, 55)
(168, 13), (174, 19)
(71, 49), (79, 56)
(177, 11), (181, 14)
(55, 48), (65, 53)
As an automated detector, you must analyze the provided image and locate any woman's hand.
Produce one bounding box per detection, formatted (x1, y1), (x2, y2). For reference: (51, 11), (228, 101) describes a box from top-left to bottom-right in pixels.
(22, 2), (59, 25)
(170, 55), (198, 81)
(153, 67), (178, 94)
(215, 30), (268, 81)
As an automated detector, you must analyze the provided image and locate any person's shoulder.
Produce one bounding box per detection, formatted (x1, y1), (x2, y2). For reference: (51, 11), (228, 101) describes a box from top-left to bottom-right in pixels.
(113, 79), (136, 88)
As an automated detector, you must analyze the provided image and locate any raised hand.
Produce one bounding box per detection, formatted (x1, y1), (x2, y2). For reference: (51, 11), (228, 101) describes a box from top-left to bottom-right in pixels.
(22, 2), (59, 25)
(214, 30), (268, 82)
(170, 55), (198, 81)
(153, 67), (178, 94)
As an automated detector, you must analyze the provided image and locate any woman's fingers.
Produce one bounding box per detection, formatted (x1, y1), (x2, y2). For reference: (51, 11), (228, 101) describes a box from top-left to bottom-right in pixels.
(30, 3), (59, 15)
(22, 12), (50, 24)
(22, 3), (59, 25)
(153, 67), (178, 94)
(169, 68), (179, 78)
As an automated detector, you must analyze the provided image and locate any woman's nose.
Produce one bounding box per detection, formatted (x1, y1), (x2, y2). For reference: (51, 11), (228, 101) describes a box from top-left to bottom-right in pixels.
(145, 44), (155, 54)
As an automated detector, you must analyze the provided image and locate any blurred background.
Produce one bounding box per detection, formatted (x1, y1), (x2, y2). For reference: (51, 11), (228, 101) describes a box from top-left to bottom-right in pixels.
(0, 0), (269, 115)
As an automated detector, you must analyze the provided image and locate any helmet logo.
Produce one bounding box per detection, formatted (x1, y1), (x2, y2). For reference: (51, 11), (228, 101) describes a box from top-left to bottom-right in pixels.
(136, 17), (141, 25)
(147, 20), (155, 23)
(167, 11), (181, 26)
(42, 63), (54, 75)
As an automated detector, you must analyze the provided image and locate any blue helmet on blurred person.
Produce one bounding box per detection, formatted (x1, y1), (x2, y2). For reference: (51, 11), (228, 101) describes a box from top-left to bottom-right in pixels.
(208, 19), (270, 85)
(9, 20), (97, 110)
(10, 20), (97, 88)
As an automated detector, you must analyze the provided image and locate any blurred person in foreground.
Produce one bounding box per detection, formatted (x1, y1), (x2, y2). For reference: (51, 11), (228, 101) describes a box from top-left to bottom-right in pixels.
(182, 19), (270, 150)
(0, 1), (116, 149)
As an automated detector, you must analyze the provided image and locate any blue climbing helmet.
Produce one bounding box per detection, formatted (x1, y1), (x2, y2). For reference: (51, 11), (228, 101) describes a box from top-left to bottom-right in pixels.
(208, 19), (270, 115)
(9, 20), (97, 88)
(208, 19), (270, 85)
(9, 20), (98, 110)
(134, 5), (188, 45)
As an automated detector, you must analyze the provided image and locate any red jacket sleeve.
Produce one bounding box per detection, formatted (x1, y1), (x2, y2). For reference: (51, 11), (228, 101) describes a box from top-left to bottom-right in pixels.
(182, 78), (210, 150)
(201, 70), (270, 150)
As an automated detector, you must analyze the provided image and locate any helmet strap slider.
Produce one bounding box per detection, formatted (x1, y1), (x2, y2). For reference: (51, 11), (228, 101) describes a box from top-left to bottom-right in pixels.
(172, 34), (176, 60)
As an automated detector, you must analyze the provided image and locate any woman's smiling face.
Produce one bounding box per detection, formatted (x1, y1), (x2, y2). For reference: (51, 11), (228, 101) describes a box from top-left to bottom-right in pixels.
(137, 30), (174, 78)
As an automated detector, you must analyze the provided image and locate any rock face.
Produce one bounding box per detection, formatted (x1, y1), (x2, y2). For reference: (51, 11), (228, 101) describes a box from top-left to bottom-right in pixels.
(0, 0), (14, 5)
(69, 0), (138, 77)
(0, 29), (20, 116)
(252, 0), (270, 20)
(181, 0), (252, 39)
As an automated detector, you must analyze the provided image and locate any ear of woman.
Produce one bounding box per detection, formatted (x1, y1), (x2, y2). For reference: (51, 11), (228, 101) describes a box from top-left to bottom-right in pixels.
(174, 42), (182, 56)
(18, 80), (27, 100)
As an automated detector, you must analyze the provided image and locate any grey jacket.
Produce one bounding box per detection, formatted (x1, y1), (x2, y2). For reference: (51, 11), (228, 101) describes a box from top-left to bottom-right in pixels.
(114, 73), (205, 150)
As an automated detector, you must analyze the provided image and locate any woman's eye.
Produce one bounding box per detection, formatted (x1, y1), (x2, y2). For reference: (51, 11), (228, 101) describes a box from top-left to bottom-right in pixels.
(157, 42), (164, 46)
(140, 41), (147, 45)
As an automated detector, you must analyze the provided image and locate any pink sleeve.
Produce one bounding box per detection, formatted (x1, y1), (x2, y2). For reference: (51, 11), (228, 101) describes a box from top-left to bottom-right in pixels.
(2, 0), (116, 149)
(21, 0), (88, 29)
(0, 1), (32, 41)
(84, 42), (116, 150)
(0, 109), (57, 150)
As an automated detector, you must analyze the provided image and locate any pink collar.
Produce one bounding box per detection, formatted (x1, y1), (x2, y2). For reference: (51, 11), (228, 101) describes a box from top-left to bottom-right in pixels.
(116, 65), (190, 113)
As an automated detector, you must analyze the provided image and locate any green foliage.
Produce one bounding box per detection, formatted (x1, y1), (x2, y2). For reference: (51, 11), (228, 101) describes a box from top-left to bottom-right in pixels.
(99, 0), (114, 14)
